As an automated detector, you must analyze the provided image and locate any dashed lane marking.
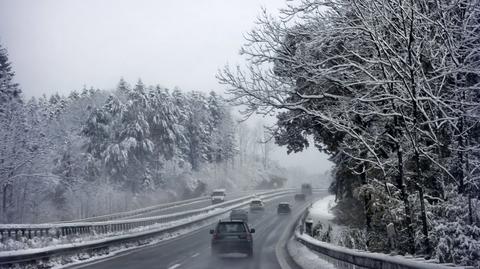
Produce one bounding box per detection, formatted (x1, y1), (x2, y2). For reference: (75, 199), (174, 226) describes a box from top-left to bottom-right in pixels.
(167, 263), (182, 269)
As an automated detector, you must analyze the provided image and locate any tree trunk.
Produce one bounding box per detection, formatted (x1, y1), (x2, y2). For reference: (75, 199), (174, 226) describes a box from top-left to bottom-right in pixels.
(396, 144), (415, 254)
(417, 183), (430, 255)
(457, 115), (465, 194)
(1, 184), (6, 223)
(360, 163), (372, 249)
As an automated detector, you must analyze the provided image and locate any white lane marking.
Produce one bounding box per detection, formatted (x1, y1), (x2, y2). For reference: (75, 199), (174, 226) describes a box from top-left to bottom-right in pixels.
(191, 252), (200, 258)
(168, 263), (182, 269)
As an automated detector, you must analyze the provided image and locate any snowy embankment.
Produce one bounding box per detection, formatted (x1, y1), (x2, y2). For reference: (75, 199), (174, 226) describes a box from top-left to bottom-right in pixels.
(294, 232), (471, 269)
(308, 194), (336, 222)
(290, 196), (472, 269)
(306, 195), (351, 246)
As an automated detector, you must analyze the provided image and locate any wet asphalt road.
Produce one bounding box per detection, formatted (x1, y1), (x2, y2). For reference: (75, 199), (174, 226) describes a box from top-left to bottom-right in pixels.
(71, 193), (326, 269)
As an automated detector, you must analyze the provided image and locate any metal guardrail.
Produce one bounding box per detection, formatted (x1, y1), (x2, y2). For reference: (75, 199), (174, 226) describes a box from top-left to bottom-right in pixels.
(56, 189), (273, 223)
(0, 189), (295, 267)
(58, 195), (210, 223)
(0, 189), (293, 244)
(292, 202), (468, 269)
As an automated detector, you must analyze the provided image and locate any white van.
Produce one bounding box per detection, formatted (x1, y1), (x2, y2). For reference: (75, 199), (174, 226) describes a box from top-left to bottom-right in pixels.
(211, 189), (226, 204)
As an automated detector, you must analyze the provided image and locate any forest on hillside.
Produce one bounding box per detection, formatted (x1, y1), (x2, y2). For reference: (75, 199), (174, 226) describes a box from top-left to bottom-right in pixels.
(219, 0), (480, 266)
(0, 45), (290, 224)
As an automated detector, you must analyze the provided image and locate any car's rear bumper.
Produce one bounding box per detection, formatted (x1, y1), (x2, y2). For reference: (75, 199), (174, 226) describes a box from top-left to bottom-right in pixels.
(212, 241), (252, 254)
(277, 210), (291, 214)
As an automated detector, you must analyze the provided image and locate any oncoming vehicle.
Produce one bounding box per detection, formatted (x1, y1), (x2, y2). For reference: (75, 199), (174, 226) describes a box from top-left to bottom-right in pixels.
(230, 209), (248, 222)
(277, 202), (291, 214)
(249, 199), (265, 212)
(210, 220), (255, 257)
(301, 183), (312, 195)
(211, 189), (226, 204)
(294, 193), (306, 202)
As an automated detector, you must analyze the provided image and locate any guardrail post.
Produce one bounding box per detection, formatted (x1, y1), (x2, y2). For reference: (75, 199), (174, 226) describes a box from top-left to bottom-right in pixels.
(305, 219), (313, 236)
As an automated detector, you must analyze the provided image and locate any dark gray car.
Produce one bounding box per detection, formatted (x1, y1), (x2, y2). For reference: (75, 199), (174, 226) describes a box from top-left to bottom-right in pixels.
(277, 202), (291, 214)
(210, 220), (255, 257)
(230, 209), (248, 222)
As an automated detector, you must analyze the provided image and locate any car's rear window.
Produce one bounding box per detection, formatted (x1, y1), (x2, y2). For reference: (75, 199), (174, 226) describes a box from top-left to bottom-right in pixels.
(217, 223), (246, 233)
(212, 191), (225, 196)
(279, 204), (289, 208)
(232, 209), (245, 214)
(251, 200), (262, 205)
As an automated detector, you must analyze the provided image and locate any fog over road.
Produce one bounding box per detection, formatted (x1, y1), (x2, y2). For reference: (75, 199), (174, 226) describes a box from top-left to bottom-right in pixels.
(71, 193), (326, 269)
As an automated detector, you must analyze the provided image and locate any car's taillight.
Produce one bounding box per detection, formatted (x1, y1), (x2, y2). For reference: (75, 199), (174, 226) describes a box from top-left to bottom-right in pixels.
(246, 233), (252, 241)
(212, 233), (219, 240)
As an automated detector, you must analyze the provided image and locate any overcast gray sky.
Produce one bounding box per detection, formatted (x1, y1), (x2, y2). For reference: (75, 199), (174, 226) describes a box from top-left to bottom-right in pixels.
(0, 0), (333, 174)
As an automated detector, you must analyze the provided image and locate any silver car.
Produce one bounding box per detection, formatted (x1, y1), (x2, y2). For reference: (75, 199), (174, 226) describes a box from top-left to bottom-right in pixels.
(249, 199), (265, 212)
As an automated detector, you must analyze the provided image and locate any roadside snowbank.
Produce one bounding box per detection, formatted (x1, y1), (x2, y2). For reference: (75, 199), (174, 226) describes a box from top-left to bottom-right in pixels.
(295, 232), (464, 269)
(287, 238), (339, 269)
(308, 195), (336, 223)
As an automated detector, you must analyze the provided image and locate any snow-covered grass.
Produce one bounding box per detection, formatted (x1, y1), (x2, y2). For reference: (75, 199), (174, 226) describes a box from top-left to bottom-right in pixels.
(308, 195), (335, 223)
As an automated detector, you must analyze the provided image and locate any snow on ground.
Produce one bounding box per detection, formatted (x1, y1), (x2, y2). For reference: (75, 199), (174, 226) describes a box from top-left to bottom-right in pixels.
(287, 238), (339, 269)
(293, 196), (470, 269)
(306, 195), (349, 246)
(295, 232), (464, 269)
(308, 195), (336, 223)
(49, 216), (228, 269)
